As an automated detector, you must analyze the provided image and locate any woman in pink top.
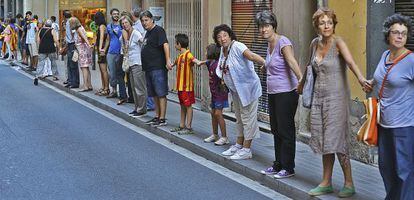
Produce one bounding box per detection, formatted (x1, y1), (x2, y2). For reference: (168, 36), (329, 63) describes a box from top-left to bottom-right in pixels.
(255, 10), (302, 179)
(69, 17), (93, 92)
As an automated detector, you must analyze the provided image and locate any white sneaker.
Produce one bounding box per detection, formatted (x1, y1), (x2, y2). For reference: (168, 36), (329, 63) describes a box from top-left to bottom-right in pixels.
(204, 134), (218, 143)
(222, 145), (241, 156)
(214, 137), (229, 146)
(230, 148), (252, 160)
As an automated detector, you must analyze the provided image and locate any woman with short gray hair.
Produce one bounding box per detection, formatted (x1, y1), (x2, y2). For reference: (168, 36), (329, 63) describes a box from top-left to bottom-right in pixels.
(33, 19), (60, 85)
(255, 10), (302, 179)
(365, 13), (414, 200)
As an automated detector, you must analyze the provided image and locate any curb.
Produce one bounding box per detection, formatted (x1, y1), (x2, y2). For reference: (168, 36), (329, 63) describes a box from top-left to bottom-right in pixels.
(15, 62), (322, 200)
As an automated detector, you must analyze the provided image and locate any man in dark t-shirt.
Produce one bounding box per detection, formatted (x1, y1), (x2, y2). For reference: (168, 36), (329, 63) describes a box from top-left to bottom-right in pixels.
(140, 10), (172, 127)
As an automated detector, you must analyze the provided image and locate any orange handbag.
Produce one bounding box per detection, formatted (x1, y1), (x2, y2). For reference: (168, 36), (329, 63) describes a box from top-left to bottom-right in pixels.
(357, 97), (380, 146)
(357, 50), (411, 146)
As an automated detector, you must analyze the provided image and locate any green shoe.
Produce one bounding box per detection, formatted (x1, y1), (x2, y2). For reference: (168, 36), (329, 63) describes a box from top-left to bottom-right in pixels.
(308, 185), (334, 196)
(338, 186), (355, 198)
(170, 126), (184, 132)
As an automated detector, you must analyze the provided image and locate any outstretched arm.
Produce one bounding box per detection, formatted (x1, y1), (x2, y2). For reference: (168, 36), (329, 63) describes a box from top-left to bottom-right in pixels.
(242, 49), (265, 66)
(336, 37), (370, 89)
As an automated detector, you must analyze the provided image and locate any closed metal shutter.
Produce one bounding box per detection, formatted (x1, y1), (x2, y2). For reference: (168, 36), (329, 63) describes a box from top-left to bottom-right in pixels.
(232, 0), (272, 115)
(395, 0), (414, 50)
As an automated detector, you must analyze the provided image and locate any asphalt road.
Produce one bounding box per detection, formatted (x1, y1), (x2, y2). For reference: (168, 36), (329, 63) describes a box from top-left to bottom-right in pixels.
(0, 65), (284, 200)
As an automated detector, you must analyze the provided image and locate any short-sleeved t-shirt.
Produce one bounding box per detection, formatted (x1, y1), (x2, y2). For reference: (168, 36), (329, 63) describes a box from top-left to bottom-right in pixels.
(175, 49), (195, 91)
(141, 25), (168, 72)
(265, 36), (298, 94)
(373, 50), (414, 128)
(207, 60), (229, 102)
(107, 23), (122, 54)
(26, 22), (37, 44)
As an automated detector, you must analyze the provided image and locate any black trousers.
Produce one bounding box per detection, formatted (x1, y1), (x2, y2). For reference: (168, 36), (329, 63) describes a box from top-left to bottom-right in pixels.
(67, 43), (79, 87)
(268, 90), (299, 173)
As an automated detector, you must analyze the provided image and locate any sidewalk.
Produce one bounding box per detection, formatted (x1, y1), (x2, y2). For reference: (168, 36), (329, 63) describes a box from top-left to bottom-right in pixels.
(8, 59), (385, 200)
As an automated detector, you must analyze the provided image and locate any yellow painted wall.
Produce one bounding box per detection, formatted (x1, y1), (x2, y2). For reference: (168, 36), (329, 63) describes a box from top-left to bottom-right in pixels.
(329, 0), (366, 99)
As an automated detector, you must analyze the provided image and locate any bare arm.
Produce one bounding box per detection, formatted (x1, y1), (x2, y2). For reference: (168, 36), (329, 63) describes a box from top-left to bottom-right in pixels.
(98, 25), (106, 52)
(242, 49), (265, 66)
(336, 37), (367, 87)
(103, 33), (109, 52)
(77, 28), (91, 47)
(192, 58), (203, 66)
(36, 28), (41, 44)
(52, 30), (60, 53)
(163, 43), (172, 69)
(281, 45), (302, 80)
(297, 41), (316, 94)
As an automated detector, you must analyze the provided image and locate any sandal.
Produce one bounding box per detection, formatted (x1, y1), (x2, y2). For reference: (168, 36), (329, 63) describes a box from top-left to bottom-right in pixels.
(95, 88), (104, 95)
(117, 98), (127, 105)
(52, 77), (59, 81)
(98, 89), (110, 96)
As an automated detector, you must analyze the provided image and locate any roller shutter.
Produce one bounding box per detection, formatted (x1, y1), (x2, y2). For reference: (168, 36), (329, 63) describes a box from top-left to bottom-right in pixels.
(395, 0), (414, 50)
(232, 0), (272, 115)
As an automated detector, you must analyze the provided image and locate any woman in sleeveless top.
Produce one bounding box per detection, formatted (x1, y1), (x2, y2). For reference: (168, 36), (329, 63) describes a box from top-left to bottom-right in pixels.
(299, 8), (369, 198)
(94, 11), (110, 96)
(69, 17), (93, 92)
(33, 19), (59, 85)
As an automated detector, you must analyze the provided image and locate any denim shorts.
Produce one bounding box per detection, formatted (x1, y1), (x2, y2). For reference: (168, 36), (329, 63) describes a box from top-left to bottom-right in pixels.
(146, 69), (168, 97)
(211, 99), (229, 109)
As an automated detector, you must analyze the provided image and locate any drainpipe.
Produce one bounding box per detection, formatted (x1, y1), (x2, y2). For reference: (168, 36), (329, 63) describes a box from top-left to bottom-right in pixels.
(317, 0), (328, 8)
(45, 0), (48, 18)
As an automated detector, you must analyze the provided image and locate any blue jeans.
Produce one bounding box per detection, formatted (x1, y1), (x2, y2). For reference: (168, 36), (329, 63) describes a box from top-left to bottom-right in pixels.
(67, 43), (79, 87)
(378, 126), (414, 200)
(147, 97), (155, 110)
(107, 53), (126, 99)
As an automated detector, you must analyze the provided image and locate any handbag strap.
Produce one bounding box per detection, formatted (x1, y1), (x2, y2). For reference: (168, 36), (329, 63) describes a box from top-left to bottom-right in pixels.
(220, 41), (235, 79)
(378, 50), (411, 99)
(40, 28), (52, 43)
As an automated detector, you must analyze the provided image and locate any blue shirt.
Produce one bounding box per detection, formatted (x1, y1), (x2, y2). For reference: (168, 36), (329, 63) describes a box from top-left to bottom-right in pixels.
(65, 20), (74, 43)
(373, 50), (414, 128)
(107, 23), (122, 54)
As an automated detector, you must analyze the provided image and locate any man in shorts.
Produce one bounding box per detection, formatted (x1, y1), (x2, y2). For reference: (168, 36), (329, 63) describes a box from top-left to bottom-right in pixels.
(25, 13), (38, 71)
(140, 10), (172, 126)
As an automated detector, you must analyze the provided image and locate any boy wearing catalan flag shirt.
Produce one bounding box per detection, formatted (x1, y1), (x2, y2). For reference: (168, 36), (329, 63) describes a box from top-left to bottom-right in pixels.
(168, 33), (202, 135)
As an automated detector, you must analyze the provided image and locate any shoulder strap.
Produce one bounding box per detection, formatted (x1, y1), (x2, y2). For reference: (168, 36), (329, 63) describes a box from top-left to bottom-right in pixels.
(379, 50), (412, 99)
(307, 38), (318, 66)
(40, 28), (52, 43)
(111, 24), (119, 38)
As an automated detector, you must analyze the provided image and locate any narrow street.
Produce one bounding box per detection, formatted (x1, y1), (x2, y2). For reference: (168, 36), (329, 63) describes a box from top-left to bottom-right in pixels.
(0, 64), (287, 200)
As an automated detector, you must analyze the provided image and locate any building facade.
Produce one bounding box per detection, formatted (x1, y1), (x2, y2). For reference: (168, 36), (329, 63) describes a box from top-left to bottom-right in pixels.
(5, 0), (413, 165)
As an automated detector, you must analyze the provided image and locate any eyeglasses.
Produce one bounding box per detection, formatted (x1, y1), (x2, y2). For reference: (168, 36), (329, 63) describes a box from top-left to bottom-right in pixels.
(318, 21), (333, 27)
(390, 30), (407, 37)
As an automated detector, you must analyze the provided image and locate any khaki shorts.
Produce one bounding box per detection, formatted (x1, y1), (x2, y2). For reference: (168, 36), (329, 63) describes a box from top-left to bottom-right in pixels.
(28, 43), (39, 56)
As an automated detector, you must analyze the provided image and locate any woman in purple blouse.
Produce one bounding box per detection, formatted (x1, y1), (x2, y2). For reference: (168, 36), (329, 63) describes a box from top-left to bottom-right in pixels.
(255, 10), (302, 179)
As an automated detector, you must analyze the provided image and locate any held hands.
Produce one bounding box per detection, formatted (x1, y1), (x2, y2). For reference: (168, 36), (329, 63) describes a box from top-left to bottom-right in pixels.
(166, 59), (174, 70)
(296, 78), (304, 95)
(260, 65), (266, 74)
(194, 60), (206, 66)
(99, 48), (106, 56)
(362, 79), (374, 93)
